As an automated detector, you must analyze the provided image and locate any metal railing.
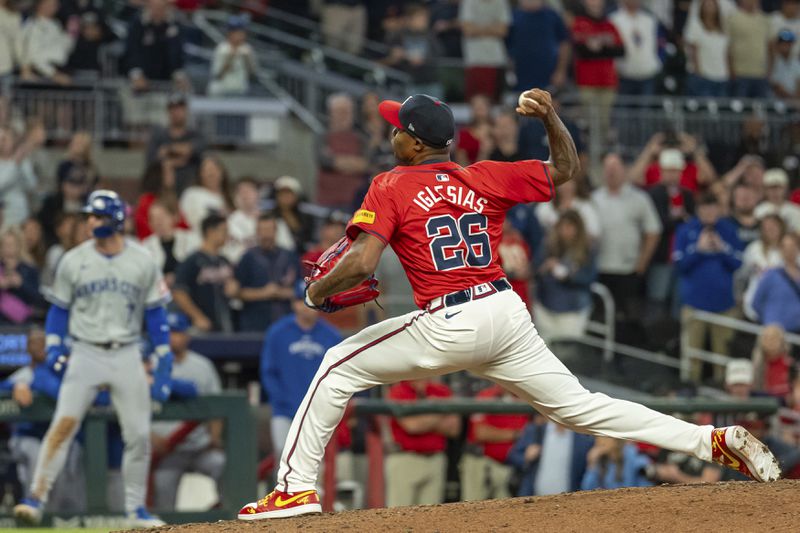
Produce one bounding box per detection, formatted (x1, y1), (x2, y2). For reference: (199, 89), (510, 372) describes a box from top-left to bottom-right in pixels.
(680, 308), (800, 382)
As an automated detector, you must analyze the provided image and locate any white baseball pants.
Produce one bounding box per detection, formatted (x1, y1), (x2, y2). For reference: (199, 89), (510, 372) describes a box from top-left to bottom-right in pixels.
(276, 289), (713, 493)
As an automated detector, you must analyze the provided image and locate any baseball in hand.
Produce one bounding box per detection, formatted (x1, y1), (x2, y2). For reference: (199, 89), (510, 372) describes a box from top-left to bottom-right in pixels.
(516, 89), (553, 119)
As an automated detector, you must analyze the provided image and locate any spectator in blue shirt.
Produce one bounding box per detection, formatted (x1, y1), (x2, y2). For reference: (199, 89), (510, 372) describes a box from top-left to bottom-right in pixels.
(751, 234), (800, 334)
(235, 214), (298, 332)
(260, 283), (342, 462)
(509, 0), (570, 92)
(580, 437), (653, 490)
(674, 193), (743, 378)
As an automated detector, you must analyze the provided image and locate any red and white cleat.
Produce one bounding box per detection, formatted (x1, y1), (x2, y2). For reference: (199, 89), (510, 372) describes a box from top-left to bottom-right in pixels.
(237, 489), (322, 520)
(711, 426), (781, 482)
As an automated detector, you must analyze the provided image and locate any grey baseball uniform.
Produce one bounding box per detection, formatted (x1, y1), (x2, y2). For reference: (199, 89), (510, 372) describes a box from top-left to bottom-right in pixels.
(30, 239), (170, 514)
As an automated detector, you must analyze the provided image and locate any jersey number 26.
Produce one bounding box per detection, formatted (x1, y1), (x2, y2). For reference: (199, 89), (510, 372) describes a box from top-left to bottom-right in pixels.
(426, 213), (491, 271)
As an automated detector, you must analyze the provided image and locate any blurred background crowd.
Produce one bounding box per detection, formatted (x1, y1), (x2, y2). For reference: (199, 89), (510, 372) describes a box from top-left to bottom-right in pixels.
(0, 0), (799, 519)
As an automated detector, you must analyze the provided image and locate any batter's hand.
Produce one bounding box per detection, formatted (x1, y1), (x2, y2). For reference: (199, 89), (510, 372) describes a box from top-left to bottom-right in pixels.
(45, 346), (69, 376)
(516, 89), (554, 120)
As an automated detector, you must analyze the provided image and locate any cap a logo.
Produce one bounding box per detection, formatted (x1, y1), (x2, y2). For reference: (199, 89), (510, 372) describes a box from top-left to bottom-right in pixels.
(445, 139), (453, 146)
(408, 123), (415, 132)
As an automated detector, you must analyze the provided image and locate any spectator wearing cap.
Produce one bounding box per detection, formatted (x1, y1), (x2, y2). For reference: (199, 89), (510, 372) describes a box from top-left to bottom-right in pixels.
(725, 359), (755, 399)
(509, 0), (570, 94)
(770, 0), (800, 59)
(260, 281), (342, 464)
(674, 194), (743, 380)
(386, 379), (460, 507)
(630, 132), (716, 193)
(19, 0), (73, 86)
(125, 0), (188, 92)
(146, 93), (207, 196)
(317, 93), (368, 209)
(235, 214), (297, 332)
(151, 312), (225, 511)
(751, 234), (800, 334)
(141, 201), (199, 287)
(271, 175), (314, 253)
(610, 0), (662, 96)
(56, 132), (98, 188)
(727, 0), (771, 98)
(461, 384), (529, 501)
(770, 30), (800, 99)
(173, 213), (238, 333)
(65, 6), (112, 77)
(208, 15), (257, 97)
(37, 156), (95, 247)
(683, 0), (730, 97)
(754, 168), (800, 233)
(592, 153), (662, 324)
(223, 177), (260, 264)
(646, 149), (696, 308)
(0, 124), (44, 230)
(459, 0), (511, 102)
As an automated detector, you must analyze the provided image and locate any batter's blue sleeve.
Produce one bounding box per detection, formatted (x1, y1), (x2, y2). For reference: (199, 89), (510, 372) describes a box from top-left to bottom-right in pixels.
(170, 378), (199, 399)
(44, 304), (69, 341)
(31, 365), (62, 400)
(145, 306), (170, 349)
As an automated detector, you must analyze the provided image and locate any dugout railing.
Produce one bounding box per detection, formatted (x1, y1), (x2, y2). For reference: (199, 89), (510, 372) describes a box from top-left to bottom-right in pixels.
(0, 392), (256, 529)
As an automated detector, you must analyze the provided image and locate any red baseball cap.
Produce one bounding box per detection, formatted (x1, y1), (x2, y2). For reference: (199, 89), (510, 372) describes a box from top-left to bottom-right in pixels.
(378, 94), (455, 149)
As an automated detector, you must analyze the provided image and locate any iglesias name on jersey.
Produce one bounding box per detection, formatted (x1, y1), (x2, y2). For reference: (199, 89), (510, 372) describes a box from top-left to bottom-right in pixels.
(347, 159), (554, 308)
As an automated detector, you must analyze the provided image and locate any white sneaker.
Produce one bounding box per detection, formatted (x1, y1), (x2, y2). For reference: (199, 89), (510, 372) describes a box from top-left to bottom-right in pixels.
(13, 498), (43, 525)
(711, 426), (782, 482)
(127, 506), (166, 528)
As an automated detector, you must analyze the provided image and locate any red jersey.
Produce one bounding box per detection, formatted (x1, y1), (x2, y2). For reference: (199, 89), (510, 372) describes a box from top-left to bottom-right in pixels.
(571, 16), (623, 88)
(645, 162), (700, 192)
(389, 381), (453, 454)
(468, 385), (530, 463)
(346, 160), (554, 308)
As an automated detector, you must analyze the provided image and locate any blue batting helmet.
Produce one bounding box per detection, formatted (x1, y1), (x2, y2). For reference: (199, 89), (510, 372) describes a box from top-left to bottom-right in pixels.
(83, 190), (126, 238)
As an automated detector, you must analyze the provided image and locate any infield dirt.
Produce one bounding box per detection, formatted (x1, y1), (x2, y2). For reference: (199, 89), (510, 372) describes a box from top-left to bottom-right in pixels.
(129, 480), (800, 533)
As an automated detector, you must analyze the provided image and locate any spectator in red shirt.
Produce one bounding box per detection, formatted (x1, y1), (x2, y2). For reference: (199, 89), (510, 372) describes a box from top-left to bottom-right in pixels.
(754, 324), (795, 399)
(386, 379), (460, 508)
(571, 0), (624, 144)
(630, 132), (716, 192)
(461, 384), (529, 501)
(455, 94), (493, 166)
(134, 160), (187, 240)
(499, 218), (532, 309)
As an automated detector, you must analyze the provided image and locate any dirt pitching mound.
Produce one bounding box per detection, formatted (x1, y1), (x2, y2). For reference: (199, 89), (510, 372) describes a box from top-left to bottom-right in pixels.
(141, 480), (799, 533)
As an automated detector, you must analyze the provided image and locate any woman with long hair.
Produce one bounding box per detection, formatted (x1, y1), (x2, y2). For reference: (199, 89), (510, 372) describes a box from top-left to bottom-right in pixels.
(134, 160), (182, 239)
(56, 131), (99, 186)
(179, 155), (233, 233)
(535, 210), (597, 340)
(581, 436), (653, 490)
(741, 214), (786, 320)
(684, 0), (729, 97)
(21, 218), (46, 271)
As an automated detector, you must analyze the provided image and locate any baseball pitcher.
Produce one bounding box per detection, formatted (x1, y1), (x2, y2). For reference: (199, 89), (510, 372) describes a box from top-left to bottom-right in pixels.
(237, 91), (780, 521)
(14, 190), (172, 528)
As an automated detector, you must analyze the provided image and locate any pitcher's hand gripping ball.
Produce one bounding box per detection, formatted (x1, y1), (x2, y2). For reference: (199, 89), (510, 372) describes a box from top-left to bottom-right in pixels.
(304, 236), (379, 313)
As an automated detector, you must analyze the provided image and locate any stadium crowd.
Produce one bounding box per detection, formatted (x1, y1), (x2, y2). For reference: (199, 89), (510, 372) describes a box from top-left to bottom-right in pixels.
(0, 0), (800, 518)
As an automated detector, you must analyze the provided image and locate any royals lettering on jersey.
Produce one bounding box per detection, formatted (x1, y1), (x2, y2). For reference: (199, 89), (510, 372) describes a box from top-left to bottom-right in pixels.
(347, 160), (554, 308)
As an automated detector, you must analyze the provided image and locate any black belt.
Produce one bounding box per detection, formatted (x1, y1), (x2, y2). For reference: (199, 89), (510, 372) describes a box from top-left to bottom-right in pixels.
(427, 279), (512, 313)
(74, 338), (131, 350)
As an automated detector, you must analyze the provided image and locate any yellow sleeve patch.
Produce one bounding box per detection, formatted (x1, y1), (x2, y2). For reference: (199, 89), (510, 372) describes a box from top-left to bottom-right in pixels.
(353, 209), (376, 225)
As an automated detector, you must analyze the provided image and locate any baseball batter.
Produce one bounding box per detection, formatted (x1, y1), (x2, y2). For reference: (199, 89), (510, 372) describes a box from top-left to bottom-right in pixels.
(238, 91), (780, 521)
(14, 190), (172, 528)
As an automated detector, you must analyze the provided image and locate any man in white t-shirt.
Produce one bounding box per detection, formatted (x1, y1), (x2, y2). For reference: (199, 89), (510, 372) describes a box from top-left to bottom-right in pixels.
(208, 15), (257, 97)
(610, 0), (662, 95)
(754, 168), (800, 232)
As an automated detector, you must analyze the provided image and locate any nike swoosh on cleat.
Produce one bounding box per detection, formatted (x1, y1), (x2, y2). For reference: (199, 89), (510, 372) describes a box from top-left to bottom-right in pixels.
(444, 310), (462, 319)
(274, 490), (317, 508)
